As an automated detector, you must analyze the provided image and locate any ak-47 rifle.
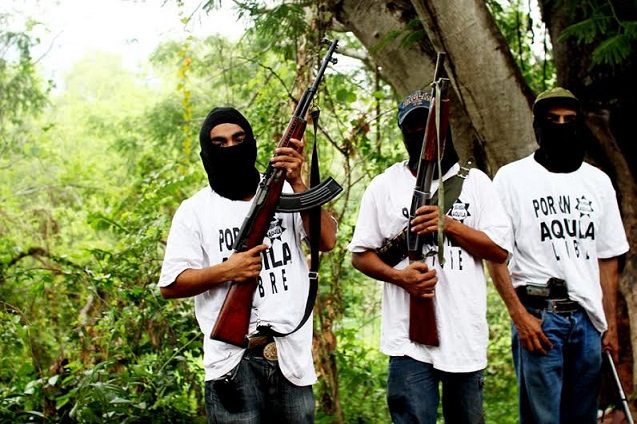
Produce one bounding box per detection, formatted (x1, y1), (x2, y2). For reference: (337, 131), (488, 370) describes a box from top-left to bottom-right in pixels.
(603, 351), (635, 424)
(406, 52), (451, 347)
(210, 39), (340, 347)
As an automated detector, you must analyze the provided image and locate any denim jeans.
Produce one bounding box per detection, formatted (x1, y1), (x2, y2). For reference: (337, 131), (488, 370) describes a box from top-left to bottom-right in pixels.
(204, 350), (314, 424)
(387, 356), (485, 424)
(512, 309), (602, 424)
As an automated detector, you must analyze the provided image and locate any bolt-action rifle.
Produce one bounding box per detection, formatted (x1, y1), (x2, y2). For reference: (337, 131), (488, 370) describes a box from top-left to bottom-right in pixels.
(406, 52), (451, 347)
(210, 39), (340, 347)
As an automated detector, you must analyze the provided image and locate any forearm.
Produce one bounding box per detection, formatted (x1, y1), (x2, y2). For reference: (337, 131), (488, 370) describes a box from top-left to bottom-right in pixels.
(351, 250), (405, 288)
(290, 180), (337, 252)
(445, 218), (508, 263)
(160, 264), (231, 299)
(599, 257), (619, 355)
(487, 259), (554, 353)
(486, 260), (527, 321)
(599, 258), (619, 323)
(300, 208), (337, 251)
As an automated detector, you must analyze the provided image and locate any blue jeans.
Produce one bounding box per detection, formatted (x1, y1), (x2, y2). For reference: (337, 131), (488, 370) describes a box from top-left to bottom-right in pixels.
(387, 356), (485, 424)
(512, 309), (602, 424)
(204, 350), (314, 424)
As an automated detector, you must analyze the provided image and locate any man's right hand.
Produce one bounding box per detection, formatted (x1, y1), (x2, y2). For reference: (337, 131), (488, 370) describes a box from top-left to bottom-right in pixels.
(224, 244), (269, 282)
(513, 310), (553, 355)
(399, 261), (438, 298)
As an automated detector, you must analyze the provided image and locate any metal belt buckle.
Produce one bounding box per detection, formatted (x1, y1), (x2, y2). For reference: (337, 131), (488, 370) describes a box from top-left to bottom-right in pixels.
(263, 342), (278, 361)
(546, 299), (560, 313)
(547, 298), (573, 313)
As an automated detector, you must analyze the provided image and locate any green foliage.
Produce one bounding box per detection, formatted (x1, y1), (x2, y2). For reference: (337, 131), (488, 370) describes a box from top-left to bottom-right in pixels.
(486, 0), (556, 92)
(0, 14), (50, 136)
(328, 326), (389, 423)
(0, 11), (51, 186)
(484, 282), (518, 423)
(371, 18), (426, 55)
(0, 2), (525, 422)
(557, 0), (637, 70)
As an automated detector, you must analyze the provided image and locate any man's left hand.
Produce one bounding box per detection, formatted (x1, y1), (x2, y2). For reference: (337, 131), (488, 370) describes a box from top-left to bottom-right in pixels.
(411, 205), (452, 235)
(271, 137), (306, 191)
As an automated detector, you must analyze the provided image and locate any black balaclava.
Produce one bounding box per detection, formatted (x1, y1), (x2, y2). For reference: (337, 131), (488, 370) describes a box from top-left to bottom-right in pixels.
(532, 89), (586, 173)
(199, 107), (260, 200)
(533, 117), (585, 173)
(400, 107), (459, 179)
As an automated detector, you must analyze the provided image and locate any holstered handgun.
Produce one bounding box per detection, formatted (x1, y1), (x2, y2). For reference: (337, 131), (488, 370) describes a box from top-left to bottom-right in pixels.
(523, 277), (568, 299)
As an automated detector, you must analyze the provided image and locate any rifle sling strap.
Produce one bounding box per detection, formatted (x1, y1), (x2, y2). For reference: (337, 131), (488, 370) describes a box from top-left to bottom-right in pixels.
(257, 109), (322, 338)
(431, 172), (465, 212)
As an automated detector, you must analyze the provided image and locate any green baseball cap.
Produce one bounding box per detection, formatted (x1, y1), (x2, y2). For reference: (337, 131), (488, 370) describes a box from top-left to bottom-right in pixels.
(532, 87), (580, 115)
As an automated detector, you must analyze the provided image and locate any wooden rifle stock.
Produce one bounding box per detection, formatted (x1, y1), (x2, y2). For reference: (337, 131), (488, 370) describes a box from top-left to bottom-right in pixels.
(407, 52), (451, 347)
(211, 40), (338, 347)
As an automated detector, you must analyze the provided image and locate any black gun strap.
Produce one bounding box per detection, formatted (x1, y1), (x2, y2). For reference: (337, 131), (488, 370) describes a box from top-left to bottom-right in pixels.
(257, 109), (322, 338)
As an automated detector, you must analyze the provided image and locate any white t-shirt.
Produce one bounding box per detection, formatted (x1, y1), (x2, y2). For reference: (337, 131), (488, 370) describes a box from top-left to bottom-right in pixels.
(158, 184), (316, 385)
(493, 154), (629, 332)
(348, 162), (512, 372)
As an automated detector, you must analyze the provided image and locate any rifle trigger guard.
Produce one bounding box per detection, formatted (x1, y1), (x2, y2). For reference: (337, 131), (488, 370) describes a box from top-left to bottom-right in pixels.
(276, 177), (343, 212)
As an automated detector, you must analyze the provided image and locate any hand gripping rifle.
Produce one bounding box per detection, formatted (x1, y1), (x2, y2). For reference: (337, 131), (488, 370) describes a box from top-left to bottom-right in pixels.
(603, 350), (635, 424)
(211, 39), (341, 347)
(407, 52), (451, 347)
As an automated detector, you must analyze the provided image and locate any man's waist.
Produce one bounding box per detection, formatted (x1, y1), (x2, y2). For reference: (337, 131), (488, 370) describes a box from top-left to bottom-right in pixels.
(515, 282), (581, 315)
(245, 334), (278, 361)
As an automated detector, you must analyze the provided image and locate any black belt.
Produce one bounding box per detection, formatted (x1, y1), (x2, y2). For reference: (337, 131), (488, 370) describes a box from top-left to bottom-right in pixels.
(515, 287), (581, 315)
(245, 335), (278, 361)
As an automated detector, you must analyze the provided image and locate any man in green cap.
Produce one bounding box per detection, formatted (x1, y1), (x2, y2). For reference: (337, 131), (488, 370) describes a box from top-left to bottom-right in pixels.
(486, 87), (628, 423)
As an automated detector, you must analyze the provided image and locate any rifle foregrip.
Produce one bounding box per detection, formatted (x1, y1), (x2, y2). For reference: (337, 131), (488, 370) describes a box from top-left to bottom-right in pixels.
(281, 116), (307, 149)
(407, 190), (428, 254)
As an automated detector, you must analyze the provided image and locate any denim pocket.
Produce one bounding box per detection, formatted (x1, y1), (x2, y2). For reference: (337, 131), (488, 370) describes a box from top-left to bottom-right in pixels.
(213, 363), (243, 413)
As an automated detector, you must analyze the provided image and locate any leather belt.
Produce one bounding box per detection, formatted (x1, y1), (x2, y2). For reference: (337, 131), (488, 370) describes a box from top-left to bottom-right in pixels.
(245, 335), (278, 361)
(515, 287), (581, 315)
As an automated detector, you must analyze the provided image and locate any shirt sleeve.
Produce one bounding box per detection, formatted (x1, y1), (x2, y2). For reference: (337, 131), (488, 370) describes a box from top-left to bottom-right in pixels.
(470, 169), (514, 254)
(347, 180), (384, 253)
(596, 182), (629, 259)
(157, 201), (205, 287)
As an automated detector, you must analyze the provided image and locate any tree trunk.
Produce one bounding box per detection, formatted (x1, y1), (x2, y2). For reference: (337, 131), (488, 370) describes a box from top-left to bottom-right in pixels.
(326, 0), (536, 174)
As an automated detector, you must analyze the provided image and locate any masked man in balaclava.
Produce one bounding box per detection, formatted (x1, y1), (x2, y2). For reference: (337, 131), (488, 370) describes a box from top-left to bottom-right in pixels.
(348, 89), (511, 424)
(487, 87), (628, 423)
(157, 107), (337, 423)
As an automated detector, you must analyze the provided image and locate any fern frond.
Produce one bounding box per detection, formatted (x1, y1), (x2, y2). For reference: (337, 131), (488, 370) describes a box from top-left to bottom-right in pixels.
(558, 16), (612, 44)
(591, 34), (632, 66)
